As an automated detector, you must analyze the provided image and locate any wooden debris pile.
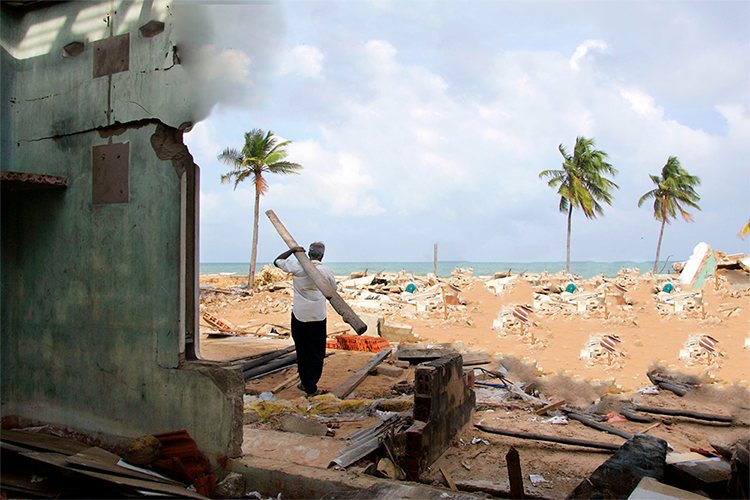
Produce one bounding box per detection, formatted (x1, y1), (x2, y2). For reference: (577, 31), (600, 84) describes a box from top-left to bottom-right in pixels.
(0, 427), (226, 499)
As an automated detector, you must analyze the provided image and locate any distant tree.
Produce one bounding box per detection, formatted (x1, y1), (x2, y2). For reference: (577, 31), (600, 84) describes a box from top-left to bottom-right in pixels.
(218, 129), (303, 288)
(638, 156), (701, 274)
(539, 136), (619, 272)
(739, 219), (750, 240)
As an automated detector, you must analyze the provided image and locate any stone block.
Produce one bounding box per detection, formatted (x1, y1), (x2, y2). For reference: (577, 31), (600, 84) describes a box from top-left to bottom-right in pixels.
(374, 364), (404, 377)
(278, 414), (328, 436)
(349, 313), (382, 337)
(381, 321), (419, 342)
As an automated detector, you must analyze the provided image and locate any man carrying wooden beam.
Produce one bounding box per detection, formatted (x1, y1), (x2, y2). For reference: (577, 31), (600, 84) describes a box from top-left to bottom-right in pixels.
(275, 242), (337, 397)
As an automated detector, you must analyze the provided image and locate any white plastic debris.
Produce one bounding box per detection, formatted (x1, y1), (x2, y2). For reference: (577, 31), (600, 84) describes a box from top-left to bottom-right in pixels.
(471, 437), (490, 445)
(637, 386), (660, 395)
(529, 474), (548, 484)
(543, 416), (568, 425)
(259, 392), (275, 402)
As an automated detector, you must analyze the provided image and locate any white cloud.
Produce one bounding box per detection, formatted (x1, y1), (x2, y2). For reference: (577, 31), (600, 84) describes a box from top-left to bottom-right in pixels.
(281, 44), (324, 79)
(191, 2), (749, 263)
(619, 88), (664, 119)
(570, 39), (609, 70)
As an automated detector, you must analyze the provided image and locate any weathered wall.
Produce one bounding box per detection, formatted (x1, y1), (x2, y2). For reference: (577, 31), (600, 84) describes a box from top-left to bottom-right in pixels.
(0, 11), (15, 169)
(1, 1), (242, 457)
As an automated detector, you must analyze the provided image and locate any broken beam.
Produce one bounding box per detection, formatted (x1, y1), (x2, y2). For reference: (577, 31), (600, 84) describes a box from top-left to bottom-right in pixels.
(633, 405), (734, 423)
(266, 210), (367, 334)
(475, 424), (621, 451)
(332, 349), (391, 399)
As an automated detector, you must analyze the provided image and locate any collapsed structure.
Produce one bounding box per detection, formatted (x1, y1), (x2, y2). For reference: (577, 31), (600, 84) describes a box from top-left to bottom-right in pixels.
(1, 0), (243, 459)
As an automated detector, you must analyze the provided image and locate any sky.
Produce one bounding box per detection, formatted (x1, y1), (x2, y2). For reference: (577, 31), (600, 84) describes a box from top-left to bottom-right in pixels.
(179, 0), (750, 265)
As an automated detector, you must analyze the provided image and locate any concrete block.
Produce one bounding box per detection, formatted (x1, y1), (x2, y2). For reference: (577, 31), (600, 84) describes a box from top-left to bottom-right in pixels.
(381, 321), (419, 342)
(664, 456), (731, 496)
(568, 434), (669, 499)
(627, 477), (708, 499)
(349, 313), (382, 337)
(278, 414), (328, 437)
(374, 364), (404, 377)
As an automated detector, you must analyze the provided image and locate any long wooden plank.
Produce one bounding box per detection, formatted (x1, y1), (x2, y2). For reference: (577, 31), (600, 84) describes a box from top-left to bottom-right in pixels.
(266, 210), (367, 334)
(506, 446), (525, 499)
(20, 451), (207, 499)
(0, 429), (90, 455)
(633, 405), (734, 423)
(475, 424), (621, 451)
(332, 349), (391, 399)
(65, 447), (183, 486)
(565, 412), (633, 439)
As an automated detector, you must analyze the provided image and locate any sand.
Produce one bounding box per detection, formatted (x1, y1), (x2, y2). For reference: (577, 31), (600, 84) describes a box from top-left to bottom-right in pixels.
(200, 269), (749, 393)
(198, 269), (750, 499)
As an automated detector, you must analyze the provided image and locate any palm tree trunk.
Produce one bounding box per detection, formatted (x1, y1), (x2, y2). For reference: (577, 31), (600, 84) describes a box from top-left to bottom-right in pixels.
(249, 184), (261, 289)
(653, 218), (666, 274)
(566, 205), (572, 273)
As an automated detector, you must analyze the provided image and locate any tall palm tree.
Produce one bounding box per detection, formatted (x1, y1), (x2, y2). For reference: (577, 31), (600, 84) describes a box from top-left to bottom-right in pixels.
(739, 219), (750, 240)
(218, 129), (303, 288)
(539, 136), (618, 272)
(638, 156), (701, 274)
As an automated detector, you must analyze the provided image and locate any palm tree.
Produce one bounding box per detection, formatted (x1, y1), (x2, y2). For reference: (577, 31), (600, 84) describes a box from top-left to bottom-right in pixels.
(539, 136), (618, 272)
(218, 129), (303, 288)
(739, 219), (750, 240)
(638, 157), (701, 274)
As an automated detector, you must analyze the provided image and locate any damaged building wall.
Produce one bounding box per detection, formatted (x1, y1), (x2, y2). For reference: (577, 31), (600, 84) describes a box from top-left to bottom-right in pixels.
(1, 1), (243, 457)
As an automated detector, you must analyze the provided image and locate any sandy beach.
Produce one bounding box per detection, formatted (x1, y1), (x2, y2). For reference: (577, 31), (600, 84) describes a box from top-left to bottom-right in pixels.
(197, 265), (749, 498)
(199, 266), (749, 394)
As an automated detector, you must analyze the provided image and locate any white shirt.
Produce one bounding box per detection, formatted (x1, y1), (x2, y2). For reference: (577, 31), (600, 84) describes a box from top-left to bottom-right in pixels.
(275, 256), (338, 322)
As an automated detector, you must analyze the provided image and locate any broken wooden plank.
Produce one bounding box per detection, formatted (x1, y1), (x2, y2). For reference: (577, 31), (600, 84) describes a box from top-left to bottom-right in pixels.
(633, 405), (734, 423)
(243, 353), (298, 381)
(440, 467), (458, 491)
(65, 447), (183, 486)
(271, 370), (300, 393)
(332, 349), (391, 399)
(620, 406), (653, 423)
(239, 345), (295, 372)
(1, 429), (90, 455)
(536, 400), (566, 415)
(506, 446), (525, 499)
(565, 411), (633, 439)
(266, 209), (367, 334)
(475, 424), (620, 451)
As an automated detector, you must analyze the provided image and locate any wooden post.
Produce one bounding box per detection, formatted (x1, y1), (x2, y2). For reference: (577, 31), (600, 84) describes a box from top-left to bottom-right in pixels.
(434, 244), (438, 277)
(506, 446), (525, 499)
(266, 210), (367, 334)
(604, 288), (608, 319)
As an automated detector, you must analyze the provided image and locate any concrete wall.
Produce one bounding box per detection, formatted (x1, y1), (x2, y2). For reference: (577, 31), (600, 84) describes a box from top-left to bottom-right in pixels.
(1, 1), (242, 458)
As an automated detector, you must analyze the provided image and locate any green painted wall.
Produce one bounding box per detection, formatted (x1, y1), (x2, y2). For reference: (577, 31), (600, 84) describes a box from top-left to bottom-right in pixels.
(1, 1), (242, 457)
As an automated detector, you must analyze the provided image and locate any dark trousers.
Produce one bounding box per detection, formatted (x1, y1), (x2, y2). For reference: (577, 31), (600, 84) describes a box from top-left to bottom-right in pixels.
(291, 312), (327, 394)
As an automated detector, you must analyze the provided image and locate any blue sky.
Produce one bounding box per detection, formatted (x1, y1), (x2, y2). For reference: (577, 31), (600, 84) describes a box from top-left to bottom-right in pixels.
(179, 0), (750, 264)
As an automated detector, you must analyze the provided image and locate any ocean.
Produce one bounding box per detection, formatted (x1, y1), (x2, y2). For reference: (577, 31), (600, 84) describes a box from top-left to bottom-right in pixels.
(200, 261), (660, 279)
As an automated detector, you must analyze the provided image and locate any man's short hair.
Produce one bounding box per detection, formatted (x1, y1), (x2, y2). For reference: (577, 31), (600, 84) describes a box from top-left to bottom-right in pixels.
(309, 242), (325, 261)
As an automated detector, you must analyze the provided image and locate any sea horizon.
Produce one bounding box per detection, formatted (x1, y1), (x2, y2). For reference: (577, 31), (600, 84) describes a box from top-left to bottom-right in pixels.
(200, 260), (673, 280)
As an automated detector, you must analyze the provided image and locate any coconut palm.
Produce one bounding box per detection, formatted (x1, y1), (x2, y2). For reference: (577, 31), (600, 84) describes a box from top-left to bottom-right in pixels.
(218, 129), (303, 288)
(638, 156), (701, 274)
(739, 219), (750, 240)
(539, 136), (618, 272)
